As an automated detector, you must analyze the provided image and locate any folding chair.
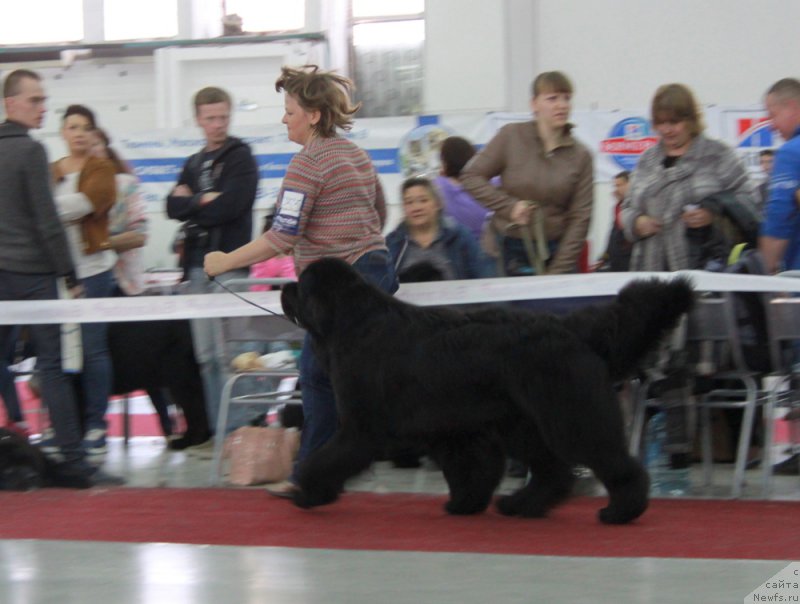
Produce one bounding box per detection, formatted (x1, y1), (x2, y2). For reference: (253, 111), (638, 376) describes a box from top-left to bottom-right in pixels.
(691, 293), (767, 498)
(629, 294), (768, 497)
(762, 294), (800, 495)
(208, 278), (305, 485)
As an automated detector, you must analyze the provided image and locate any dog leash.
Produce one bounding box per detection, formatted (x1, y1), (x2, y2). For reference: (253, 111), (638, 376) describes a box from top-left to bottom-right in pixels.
(501, 201), (549, 276)
(208, 275), (300, 326)
(521, 202), (549, 276)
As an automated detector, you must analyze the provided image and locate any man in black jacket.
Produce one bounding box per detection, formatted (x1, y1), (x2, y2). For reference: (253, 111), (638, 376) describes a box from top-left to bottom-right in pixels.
(166, 86), (258, 445)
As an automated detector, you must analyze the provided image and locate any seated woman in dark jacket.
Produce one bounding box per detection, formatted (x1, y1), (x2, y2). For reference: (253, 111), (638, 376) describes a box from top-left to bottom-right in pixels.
(386, 177), (494, 282)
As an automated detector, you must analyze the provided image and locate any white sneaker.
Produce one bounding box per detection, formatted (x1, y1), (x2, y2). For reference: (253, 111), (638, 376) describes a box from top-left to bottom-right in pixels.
(82, 428), (108, 457)
(37, 427), (60, 456)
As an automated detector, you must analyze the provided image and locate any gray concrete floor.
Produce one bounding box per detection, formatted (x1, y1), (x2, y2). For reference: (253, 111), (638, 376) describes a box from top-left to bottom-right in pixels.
(0, 436), (798, 604)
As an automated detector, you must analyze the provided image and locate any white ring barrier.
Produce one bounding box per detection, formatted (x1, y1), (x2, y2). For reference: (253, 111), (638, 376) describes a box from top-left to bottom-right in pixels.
(0, 271), (799, 325)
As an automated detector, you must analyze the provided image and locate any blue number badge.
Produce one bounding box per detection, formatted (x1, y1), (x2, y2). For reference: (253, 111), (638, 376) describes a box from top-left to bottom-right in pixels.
(273, 189), (306, 235)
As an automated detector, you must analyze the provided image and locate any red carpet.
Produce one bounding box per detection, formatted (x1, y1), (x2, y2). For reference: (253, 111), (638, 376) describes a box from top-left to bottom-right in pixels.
(0, 489), (797, 560)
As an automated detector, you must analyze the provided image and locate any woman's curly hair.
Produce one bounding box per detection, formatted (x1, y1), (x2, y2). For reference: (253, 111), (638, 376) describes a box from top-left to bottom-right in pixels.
(275, 64), (360, 137)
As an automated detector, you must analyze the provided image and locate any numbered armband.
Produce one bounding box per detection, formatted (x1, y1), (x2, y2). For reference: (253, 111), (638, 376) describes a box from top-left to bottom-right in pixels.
(272, 189), (306, 236)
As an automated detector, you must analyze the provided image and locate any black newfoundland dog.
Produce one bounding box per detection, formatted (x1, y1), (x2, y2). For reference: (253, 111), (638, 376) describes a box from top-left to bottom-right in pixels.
(281, 258), (694, 524)
(107, 319), (210, 448)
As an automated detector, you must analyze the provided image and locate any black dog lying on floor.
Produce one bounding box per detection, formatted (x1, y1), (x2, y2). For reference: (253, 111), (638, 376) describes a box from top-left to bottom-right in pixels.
(281, 258), (694, 524)
(0, 428), (91, 489)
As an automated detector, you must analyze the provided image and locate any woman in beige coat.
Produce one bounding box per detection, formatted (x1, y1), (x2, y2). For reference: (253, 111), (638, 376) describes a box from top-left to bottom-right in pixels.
(461, 71), (593, 276)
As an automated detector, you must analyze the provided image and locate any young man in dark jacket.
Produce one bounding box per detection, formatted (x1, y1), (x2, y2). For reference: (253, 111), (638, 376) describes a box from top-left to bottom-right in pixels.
(0, 69), (122, 486)
(166, 87), (258, 445)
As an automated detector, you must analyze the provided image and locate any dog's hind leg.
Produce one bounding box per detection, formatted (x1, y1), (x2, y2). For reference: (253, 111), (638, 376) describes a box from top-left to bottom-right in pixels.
(587, 452), (650, 525)
(496, 432), (576, 518)
(556, 380), (650, 524)
(433, 431), (505, 515)
(516, 354), (650, 524)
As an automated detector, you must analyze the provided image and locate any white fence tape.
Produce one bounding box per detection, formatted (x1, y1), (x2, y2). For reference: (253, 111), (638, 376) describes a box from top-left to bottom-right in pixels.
(1, 271), (799, 325)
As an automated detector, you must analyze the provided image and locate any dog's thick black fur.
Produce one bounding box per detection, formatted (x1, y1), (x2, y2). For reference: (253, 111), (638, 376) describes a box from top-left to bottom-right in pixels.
(281, 258), (694, 524)
(0, 428), (91, 490)
(107, 319), (210, 445)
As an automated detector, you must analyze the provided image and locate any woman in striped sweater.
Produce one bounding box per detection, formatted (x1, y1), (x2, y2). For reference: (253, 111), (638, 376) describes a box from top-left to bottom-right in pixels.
(204, 65), (398, 497)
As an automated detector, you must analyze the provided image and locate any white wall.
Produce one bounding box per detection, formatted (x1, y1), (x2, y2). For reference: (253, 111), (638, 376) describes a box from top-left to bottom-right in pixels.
(3, 0), (799, 268)
(529, 0), (800, 111)
(423, 0), (507, 113)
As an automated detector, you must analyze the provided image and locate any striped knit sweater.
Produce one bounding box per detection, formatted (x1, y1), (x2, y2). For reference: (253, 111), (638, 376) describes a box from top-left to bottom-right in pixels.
(263, 135), (387, 274)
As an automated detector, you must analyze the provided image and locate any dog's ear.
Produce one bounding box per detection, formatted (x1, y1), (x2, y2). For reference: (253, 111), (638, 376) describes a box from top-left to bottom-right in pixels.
(297, 273), (336, 339)
(280, 276), (336, 339)
(280, 283), (301, 326)
(289, 257), (374, 339)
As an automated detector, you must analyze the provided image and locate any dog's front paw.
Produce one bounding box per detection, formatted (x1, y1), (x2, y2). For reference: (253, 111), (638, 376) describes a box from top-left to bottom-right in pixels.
(292, 485), (339, 509)
(444, 497), (490, 516)
(597, 500), (647, 525)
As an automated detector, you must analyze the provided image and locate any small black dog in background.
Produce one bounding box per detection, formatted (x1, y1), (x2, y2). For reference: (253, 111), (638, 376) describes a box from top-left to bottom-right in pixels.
(0, 428), (91, 490)
(107, 319), (211, 449)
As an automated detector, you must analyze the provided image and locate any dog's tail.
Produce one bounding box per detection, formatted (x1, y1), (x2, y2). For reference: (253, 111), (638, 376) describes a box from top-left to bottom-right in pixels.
(564, 276), (695, 381)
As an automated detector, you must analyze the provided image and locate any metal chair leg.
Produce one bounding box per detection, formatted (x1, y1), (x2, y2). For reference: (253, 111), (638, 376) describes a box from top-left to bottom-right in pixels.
(123, 394), (130, 448)
(701, 404), (713, 489)
(209, 376), (237, 486)
(728, 377), (759, 499)
(628, 379), (649, 457)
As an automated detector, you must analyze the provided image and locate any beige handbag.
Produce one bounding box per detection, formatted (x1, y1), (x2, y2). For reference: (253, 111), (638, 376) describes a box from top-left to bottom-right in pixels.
(224, 426), (301, 486)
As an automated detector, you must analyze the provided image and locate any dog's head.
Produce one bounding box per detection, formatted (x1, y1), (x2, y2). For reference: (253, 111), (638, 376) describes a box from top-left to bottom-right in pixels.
(397, 261), (445, 283)
(281, 258), (373, 340)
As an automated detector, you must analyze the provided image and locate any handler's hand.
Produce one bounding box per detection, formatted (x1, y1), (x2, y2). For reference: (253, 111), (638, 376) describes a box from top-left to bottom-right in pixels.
(510, 200), (533, 226)
(681, 207), (713, 229)
(204, 251), (229, 278)
(634, 215), (663, 238)
(68, 284), (85, 299)
(173, 184), (193, 197)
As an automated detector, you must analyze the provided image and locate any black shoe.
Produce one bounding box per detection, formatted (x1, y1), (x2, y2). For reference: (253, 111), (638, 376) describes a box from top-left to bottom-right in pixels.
(745, 457), (762, 470)
(167, 433), (212, 451)
(773, 453), (800, 476)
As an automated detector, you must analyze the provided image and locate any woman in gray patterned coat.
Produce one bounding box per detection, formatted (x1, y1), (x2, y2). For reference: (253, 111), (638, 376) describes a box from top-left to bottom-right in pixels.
(622, 83), (757, 271)
(621, 83), (759, 483)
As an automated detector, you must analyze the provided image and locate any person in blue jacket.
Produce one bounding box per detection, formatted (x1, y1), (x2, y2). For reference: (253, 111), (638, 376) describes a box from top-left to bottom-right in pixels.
(760, 78), (800, 273)
(386, 177), (494, 282)
(759, 78), (800, 477)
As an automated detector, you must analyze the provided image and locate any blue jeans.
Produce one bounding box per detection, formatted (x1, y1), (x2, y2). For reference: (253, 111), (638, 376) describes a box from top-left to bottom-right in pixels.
(186, 266), (249, 433)
(79, 270), (114, 432)
(0, 325), (22, 422)
(292, 251), (399, 482)
(0, 270), (84, 461)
